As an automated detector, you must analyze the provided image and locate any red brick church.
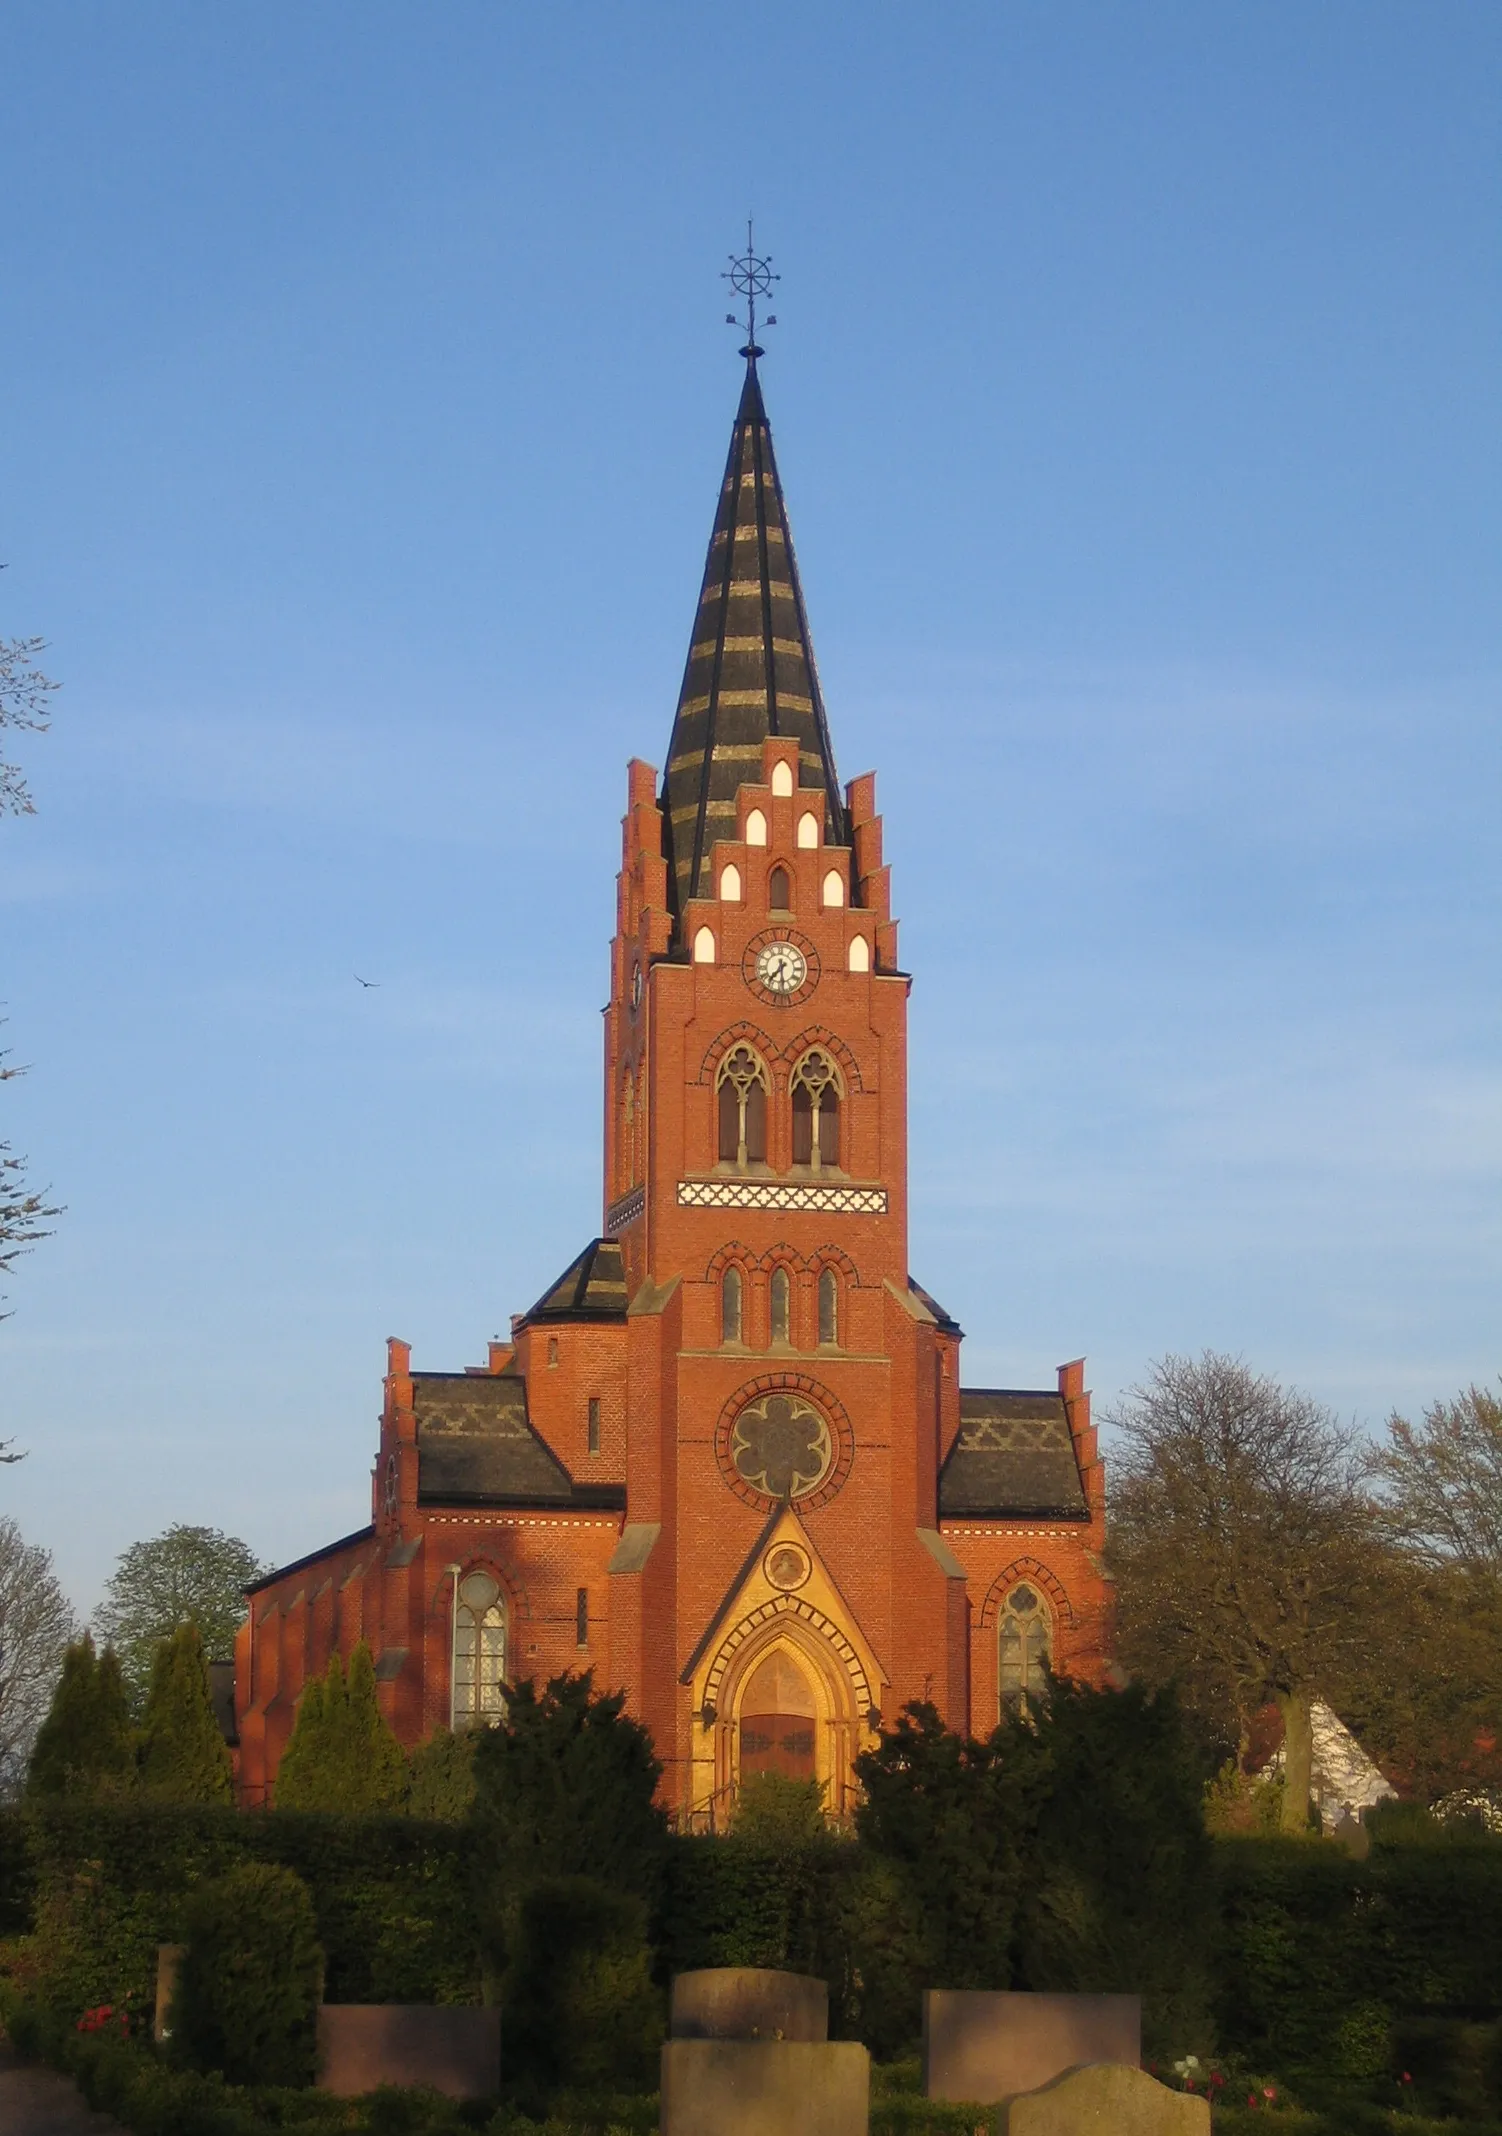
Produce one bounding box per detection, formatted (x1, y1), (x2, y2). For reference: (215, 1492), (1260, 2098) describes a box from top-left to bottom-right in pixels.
(235, 349), (1111, 1818)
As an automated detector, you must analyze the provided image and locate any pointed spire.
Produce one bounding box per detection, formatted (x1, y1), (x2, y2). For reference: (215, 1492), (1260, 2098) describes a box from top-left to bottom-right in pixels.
(662, 358), (844, 919)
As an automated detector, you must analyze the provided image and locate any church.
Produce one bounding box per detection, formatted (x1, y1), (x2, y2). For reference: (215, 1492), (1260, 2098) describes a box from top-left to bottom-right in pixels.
(235, 344), (1111, 1820)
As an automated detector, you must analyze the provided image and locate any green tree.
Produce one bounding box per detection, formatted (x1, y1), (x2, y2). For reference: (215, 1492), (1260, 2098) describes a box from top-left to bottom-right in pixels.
(139, 1622), (233, 1804)
(470, 1670), (669, 1907)
(0, 1516), (76, 1796)
(1013, 1677), (1215, 2053)
(93, 1522), (266, 1706)
(1106, 1351), (1385, 1830)
(275, 1642), (407, 1812)
(855, 1701), (1035, 1998)
(26, 1633), (135, 1799)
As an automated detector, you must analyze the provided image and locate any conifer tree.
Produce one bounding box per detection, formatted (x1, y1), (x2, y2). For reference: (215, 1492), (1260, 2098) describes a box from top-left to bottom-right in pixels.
(139, 1623), (233, 1804)
(274, 1643), (406, 1812)
(26, 1633), (136, 1798)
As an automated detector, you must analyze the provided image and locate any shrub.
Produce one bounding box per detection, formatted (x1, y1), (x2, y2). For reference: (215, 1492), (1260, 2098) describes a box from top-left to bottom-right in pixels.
(497, 1875), (663, 2109)
(730, 1770), (827, 1847)
(406, 1726), (479, 1822)
(172, 1859), (324, 2086)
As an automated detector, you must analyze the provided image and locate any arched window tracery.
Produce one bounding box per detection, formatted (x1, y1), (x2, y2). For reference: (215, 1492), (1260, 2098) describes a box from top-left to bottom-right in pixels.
(452, 1570), (508, 1729)
(716, 1043), (769, 1167)
(721, 1266), (744, 1346)
(818, 1268), (839, 1347)
(770, 1266), (792, 1347)
(998, 1583), (1052, 1720)
(791, 1049), (841, 1171)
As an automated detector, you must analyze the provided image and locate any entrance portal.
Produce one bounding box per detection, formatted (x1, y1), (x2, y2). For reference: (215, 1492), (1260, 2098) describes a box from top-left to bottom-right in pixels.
(738, 1648), (817, 1781)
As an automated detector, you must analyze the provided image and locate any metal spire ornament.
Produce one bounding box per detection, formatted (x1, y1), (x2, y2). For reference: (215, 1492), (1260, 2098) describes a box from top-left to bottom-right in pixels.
(722, 219), (779, 359)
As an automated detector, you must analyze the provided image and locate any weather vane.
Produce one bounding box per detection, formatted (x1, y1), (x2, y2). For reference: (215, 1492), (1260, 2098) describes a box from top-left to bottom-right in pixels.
(723, 219), (779, 358)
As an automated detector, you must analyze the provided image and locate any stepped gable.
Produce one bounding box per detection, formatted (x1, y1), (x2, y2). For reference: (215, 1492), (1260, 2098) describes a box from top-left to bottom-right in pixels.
(661, 357), (844, 921)
(938, 1390), (1089, 1519)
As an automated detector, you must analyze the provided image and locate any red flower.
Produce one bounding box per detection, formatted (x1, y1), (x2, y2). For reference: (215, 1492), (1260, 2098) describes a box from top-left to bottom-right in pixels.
(1248, 2095), (1259, 2110)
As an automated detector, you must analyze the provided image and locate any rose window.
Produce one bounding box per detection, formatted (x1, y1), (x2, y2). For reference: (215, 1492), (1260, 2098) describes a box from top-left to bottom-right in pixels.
(730, 1392), (832, 1500)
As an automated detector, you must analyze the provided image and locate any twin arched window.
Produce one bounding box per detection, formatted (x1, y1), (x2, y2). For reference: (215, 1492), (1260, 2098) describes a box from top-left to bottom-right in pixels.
(999, 1583), (1052, 1719)
(716, 1045), (842, 1173)
(452, 1570), (508, 1728)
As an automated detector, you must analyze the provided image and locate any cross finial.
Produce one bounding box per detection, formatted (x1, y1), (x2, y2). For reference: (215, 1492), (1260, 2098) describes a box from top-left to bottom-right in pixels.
(722, 218), (779, 360)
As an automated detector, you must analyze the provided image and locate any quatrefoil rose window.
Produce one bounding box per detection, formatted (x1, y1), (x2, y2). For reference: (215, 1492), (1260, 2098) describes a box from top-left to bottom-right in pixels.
(730, 1391), (833, 1500)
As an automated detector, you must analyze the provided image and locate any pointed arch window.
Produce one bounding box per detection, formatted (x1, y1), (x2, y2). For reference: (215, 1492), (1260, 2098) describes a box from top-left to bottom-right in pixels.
(769, 866), (791, 913)
(721, 1266), (744, 1346)
(452, 1570), (508, 1729)
(791, 1050), (841, 1171)
(999, 1584), (1052, 1720)
(770, 1266), (791, 1346)
(716, 1043), (769, 1167)
(818, 1268), (839, 1347)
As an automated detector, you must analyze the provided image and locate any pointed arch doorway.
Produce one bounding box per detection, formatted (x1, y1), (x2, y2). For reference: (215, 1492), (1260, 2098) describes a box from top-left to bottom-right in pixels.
(738, 1647), (818, 1782)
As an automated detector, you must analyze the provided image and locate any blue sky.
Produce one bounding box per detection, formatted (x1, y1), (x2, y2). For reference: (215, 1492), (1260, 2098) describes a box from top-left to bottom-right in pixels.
(1, 4), (1497, 1616)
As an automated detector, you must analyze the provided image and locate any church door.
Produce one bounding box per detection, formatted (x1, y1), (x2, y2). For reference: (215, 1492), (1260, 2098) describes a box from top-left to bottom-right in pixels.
(738, 1648), (817, 1782)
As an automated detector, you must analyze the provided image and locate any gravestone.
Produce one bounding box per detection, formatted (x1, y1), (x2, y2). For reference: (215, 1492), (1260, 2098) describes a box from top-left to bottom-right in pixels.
(923, 1990), (1141, 2103)
(660, 2039), (868, 2136)
(998, 2062), (1209, 2135)
(671, 1967), (828, 2041)
(662, 1968), (865, 2136)
(316, 2006), (500, 2098)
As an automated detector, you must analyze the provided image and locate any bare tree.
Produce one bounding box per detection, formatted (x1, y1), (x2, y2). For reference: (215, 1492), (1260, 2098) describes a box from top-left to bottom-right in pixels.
(0, 1515), (77, 1795)
(1375, 1382), (1502, 1575)
(1, 612), (62, 1447)
(1106, 1352), (1384, 1831)
(0, 628), (59, 818)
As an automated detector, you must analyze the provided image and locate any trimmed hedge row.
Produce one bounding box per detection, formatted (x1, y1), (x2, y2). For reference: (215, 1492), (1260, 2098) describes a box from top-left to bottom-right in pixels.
(1, 1803), (478, 2016)
(1214, 1838), (1502, 2081)
(5, 1805), (1502, 2088)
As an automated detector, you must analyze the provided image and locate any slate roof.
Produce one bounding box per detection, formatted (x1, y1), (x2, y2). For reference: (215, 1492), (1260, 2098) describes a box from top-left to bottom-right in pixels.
(661, 358), (845, 919)
(909, 1276), (963, 1336)
(522, 1238), (630, 1325)
(938, 1389), (1088, 1519)
(413, 1373), (624, 1510)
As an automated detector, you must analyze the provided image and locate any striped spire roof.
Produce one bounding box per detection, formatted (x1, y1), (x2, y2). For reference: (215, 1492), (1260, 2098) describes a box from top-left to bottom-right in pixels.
(662, 359), (844, 919)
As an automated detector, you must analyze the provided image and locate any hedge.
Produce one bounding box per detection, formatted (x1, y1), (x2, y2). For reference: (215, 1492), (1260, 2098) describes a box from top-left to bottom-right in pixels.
(5, 1804), (1502, 2097)
(0, 1803), (479, 2013)
(1214, 1837), (1502, 2084)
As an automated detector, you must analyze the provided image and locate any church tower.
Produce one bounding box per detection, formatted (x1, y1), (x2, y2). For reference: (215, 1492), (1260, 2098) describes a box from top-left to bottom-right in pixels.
(234, 340), (1110, 1820)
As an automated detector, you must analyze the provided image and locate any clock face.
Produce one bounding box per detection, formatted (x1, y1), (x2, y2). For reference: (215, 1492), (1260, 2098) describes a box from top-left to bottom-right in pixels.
(755, 941), (808, 995)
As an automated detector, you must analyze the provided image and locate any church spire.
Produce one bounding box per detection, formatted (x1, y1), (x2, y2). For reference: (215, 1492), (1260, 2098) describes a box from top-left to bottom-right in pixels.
(661, 354), (845, 920)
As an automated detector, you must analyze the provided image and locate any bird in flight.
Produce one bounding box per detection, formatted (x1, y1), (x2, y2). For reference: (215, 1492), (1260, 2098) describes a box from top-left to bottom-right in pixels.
(354, 973), (380, 989)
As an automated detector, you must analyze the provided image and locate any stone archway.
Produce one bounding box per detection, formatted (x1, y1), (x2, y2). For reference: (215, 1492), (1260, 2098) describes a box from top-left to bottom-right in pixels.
(714, 1612), (864, 1819)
